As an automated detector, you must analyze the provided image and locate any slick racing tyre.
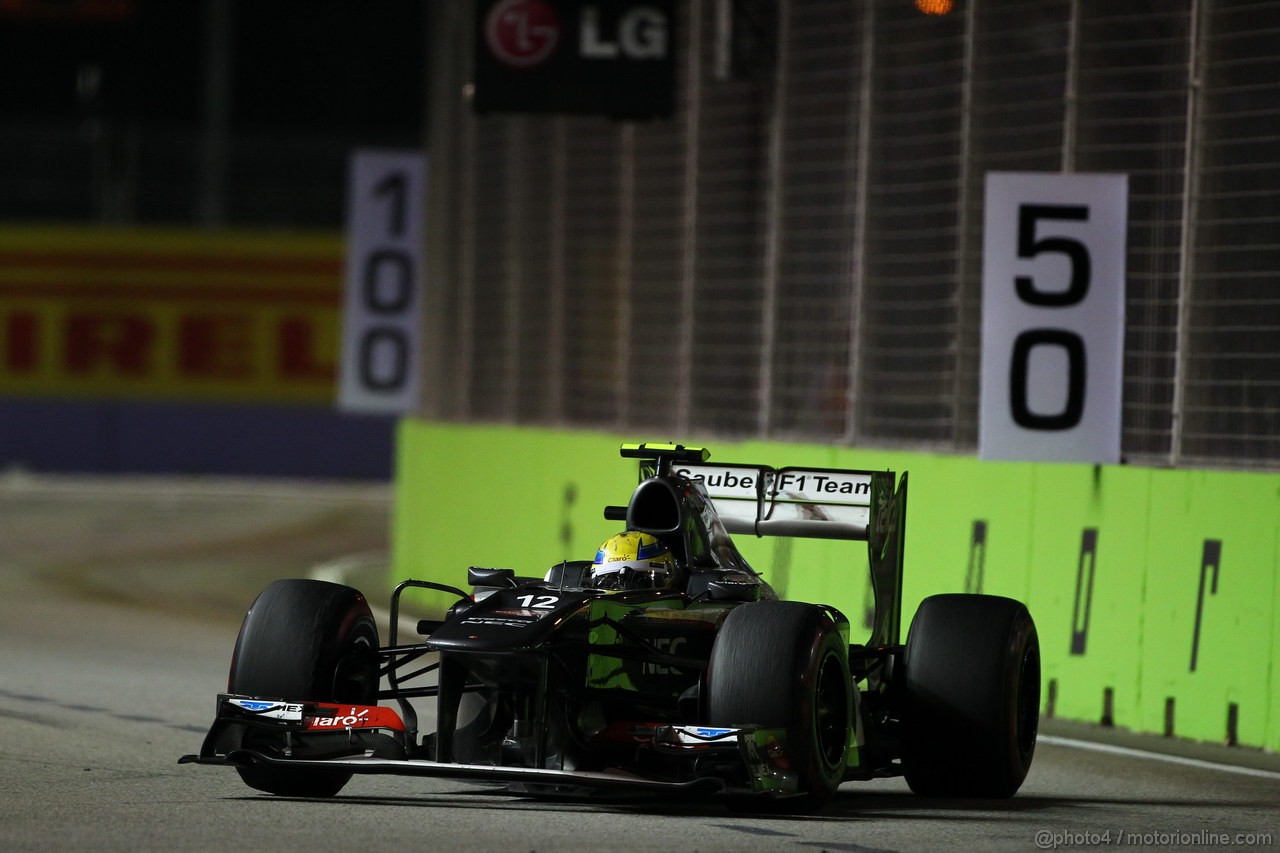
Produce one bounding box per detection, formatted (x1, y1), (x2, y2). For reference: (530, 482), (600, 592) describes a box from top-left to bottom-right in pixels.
(227, 578), (380, 797)
(707, 601), (851, 810)
(902, 593), (1040, 798)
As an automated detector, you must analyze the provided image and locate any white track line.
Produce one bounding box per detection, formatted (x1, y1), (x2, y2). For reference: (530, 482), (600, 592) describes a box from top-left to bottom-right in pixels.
(0, 471), (391, 504)
(1038, 734), (1280, 780)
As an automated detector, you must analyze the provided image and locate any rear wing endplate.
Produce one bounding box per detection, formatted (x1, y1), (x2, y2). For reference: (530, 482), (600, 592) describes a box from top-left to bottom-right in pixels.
(680, 462), (907, 645)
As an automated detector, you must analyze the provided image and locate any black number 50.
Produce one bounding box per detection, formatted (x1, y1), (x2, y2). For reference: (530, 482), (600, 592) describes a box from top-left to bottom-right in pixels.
(1010, 204), (1090, 430)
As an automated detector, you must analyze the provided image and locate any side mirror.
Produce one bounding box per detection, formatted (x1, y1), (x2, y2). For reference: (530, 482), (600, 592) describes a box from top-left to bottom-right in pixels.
(467, 566), (517, 587)
(545, 560), (592, 588)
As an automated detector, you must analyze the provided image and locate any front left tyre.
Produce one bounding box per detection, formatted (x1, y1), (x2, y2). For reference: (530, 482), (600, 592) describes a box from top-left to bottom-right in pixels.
(226, 578), (380, 797)
(706, 600), (852, 810)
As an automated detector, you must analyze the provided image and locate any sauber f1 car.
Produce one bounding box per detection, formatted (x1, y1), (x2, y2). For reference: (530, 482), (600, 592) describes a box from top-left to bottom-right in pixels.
(181, 443), (1040, 809)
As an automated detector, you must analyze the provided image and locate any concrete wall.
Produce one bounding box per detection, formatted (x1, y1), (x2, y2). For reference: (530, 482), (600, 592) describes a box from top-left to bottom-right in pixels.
(0, 398), (393, 479)
(392, 419), (1280, 751)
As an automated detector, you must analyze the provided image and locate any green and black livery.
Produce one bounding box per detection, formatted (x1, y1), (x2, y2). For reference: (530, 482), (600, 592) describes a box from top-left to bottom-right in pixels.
(183, 442), (1040, 808)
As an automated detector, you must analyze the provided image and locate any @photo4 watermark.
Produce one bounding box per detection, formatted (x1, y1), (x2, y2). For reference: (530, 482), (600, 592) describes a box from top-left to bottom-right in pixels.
(1035, 829), (1274, 849)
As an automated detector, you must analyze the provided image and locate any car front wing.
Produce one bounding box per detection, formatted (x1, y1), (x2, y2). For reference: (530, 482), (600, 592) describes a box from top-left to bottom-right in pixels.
(180, 693), (806, 799)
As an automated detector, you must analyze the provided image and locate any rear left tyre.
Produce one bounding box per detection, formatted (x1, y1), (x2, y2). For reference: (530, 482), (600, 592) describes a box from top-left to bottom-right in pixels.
(901, 593), (1040, 798)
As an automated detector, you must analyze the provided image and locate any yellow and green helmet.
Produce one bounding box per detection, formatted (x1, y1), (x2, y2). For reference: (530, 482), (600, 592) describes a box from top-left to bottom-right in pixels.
(590, 531), (677, 590)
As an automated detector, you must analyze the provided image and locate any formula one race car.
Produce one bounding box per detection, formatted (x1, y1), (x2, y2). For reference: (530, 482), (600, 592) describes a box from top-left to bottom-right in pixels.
(182, 443), (1040, 809)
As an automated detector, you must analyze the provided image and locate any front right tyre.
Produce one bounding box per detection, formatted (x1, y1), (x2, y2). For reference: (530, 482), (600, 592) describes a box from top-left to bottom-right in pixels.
(226, 578), (380, 797)
(706, 600), (852, 810)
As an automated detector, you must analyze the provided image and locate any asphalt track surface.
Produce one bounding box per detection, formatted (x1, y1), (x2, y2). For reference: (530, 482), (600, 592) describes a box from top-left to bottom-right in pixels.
(2, 475), (1277, 852)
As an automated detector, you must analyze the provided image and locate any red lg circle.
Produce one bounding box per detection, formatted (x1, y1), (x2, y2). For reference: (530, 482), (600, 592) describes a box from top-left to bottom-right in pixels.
(485, 0), (560, 68)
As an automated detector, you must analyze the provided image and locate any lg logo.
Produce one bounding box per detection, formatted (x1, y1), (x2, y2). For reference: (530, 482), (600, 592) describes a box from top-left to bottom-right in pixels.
(485, 0), (559, 67)
(484, 0), (668, 68)
(580, 5), (668, 60)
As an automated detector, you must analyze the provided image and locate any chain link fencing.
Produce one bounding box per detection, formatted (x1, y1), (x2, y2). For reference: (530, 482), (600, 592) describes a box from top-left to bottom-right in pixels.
(424, 0), (1280, 471)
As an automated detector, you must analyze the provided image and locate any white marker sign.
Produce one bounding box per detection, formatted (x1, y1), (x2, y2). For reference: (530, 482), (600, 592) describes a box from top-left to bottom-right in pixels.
(339, 150), (426, 414)
(980, 172), (1128, 463)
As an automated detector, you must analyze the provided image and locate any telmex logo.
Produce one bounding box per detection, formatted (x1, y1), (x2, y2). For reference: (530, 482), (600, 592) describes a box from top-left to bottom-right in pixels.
(230, 700), (304, 719)
(233, 700), (278, 712)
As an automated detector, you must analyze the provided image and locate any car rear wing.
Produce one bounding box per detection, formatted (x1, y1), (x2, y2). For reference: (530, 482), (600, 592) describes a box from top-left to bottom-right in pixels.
(675, 463), (880, 541)
(619, 443), (909, 646)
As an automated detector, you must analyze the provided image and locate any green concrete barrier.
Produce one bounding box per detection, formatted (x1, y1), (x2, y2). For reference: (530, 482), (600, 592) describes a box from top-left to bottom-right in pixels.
(391, 419), (1279, 752)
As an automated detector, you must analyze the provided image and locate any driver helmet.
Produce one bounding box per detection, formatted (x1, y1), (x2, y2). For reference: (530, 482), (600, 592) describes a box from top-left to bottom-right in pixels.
(590, 531), (677, 590)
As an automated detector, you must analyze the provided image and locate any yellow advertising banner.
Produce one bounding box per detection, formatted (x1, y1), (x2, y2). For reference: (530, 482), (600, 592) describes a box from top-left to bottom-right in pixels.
(0, 226), (342, 403)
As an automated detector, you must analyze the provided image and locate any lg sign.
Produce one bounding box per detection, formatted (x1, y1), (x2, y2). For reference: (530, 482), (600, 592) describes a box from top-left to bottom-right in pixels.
(474, 0), (676, 118)
(484, 0), (667, 67)
(580, 5), (668, 59)
(485, 0), (559, 67)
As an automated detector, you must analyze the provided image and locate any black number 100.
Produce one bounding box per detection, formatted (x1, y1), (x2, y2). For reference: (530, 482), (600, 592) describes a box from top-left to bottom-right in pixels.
(358, 169), (413, 393)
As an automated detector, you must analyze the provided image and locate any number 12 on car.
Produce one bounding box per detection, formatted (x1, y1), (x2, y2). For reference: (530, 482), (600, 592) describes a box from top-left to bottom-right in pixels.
(979, 172), (1128, 464)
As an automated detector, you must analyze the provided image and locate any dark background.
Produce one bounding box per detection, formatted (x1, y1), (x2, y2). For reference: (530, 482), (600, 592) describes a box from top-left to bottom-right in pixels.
(0, 1), (427, 479)
(0, 1), (425, 134)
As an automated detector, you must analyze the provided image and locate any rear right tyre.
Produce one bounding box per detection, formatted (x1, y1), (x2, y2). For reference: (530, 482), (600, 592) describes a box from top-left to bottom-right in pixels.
(901, 593), (1040, 798)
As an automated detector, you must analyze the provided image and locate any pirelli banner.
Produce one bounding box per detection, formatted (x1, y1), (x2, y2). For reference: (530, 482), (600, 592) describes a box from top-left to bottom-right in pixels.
(0, 227), (342, 403)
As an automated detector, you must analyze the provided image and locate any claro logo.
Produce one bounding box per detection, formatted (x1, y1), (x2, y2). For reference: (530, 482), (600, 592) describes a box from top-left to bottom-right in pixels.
(484, 0), (668, 68)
